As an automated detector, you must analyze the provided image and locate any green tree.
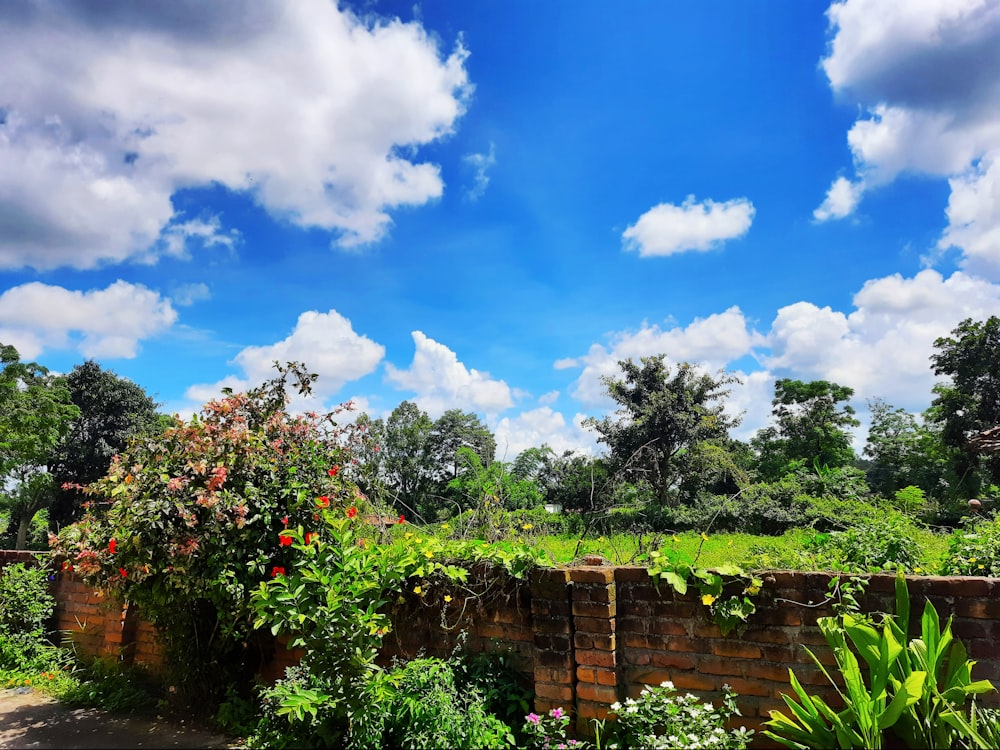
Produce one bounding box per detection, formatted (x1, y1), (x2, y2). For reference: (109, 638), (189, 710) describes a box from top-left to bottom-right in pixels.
(863, 398), (950, 499)
(929, 316), (1000, 493)
(426, 408), (495, 483)
(48, 360), (162, 530)
(380, 401), (435, 518)
(586, 356), (740, 507)
(753, 379), (858, 479)
(446, 447), (543, 511)
(0, 344), (79, 548)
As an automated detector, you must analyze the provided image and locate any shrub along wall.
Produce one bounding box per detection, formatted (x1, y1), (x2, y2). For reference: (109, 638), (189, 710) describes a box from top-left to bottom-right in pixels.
(5, 549), (1000, 743)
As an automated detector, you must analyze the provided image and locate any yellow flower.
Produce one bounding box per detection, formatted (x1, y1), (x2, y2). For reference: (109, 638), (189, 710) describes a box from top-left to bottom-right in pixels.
(413, 585), (423, 595)
(746, 583), (761, 595)
(598, 536), (606, 542)
(441, 523), (450, 530)
(424, 550), (433, 559)
(444, 595), (453, 603)
(404, 531), (413, 539)
(522, 523), (534, 530)
(727, 539), (734, 547)
(701, 532), (709, 541)
(914, 567), (922, 573)
(970, 558), (977, 564)
(414, 537), (422, 544)
(701, 594), (717, 606)
(672, 535), (679, 543)
(979, 564), (985, 570)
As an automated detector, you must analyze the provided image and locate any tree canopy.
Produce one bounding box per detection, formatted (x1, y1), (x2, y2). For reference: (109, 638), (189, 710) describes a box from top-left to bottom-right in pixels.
(586, 356), (739, 506)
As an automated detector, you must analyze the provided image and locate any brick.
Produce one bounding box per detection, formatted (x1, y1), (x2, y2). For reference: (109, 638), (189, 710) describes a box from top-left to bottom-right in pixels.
(698, 655), (740, 677)
(649, 651), (697, 670)
(649, 618), (687, 636)
(533, 615), (573, 635)
(576, 700), (614, 720)
(744, 627), (793, 645)
(571, 568), (616, 585)
(573, 600), (617, 618)
(532, 568), (571, 587)
(615, 566), (652, 583)
(535, 682), (574, 702)
(671, 672), (717, 692)
(476, 623), (509, 639)
(629, 667), (673, 687)
(532, 598), (572, 618)
(622, 632), (655, 650)
(575, 615), (616, 634)
(575, 632), (615, 651)
(754, 609), (803, 627)
(724, 677), (773, 698)
(578, 682), (619, 704)
(744, 662), (793, 683)
(585, 586), (617, 604)
(576, 649), (616, 668)
(712, 641), (762, 660)
(666, 636), (708, 653)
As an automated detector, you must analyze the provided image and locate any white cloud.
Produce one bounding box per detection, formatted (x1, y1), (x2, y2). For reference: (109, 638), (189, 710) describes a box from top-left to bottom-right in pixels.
(0, 0), (470, 269)
(814, 176), (864, 221)
(816, 0), (1000, 272)
(566, 307), (763, 405)
(765, 269), (1000, 408)
(538, 390), (560, 406)
(184, 309), (385, 408)
(463, 142), (496, 201)
(385, 331), (514, 418)
(0, 280), (177, 359)
(158, 216), (239, 261)
(938, 154), (1000, 278)
(172, 282), (211, 307)
(622, 196), (755, 257)
(492, 408), (597, 460)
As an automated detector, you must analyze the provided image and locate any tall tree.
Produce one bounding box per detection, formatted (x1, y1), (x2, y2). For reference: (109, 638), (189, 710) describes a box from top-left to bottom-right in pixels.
(586, 356), (739, 507)
(426, 409), (496, 482)
(863, 398), (949, 498)
(0, 344), (79, 548)
(49, 361), (162, 530)
(380, 401), (434, 518)
(929, 316), (1000, 492)
(752, 379), (858, 479)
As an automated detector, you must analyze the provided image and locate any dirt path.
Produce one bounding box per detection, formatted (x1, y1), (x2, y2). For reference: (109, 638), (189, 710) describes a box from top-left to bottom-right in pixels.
(0, 687), (237, 749)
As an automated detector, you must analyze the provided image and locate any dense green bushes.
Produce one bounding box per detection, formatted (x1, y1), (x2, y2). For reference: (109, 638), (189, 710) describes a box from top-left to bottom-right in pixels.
(0, 562), (57, 673)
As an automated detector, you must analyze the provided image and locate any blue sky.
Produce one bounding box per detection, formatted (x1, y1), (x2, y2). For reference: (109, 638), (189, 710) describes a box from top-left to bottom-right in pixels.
(2, 0), (1000, 457)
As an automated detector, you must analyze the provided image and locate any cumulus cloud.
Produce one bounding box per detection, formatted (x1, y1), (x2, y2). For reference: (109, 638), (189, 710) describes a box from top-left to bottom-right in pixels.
(171, 282), (211, 307)
(817, 1), (1000, 274)
(814, 176), (864, 221)
(492, 408), (597, 459)
(765, 269), (1000, 408)
(622, 196), (755, 257)
(385, 331), (514, 417)
(565, 307), (763, 405)
(0, 0), (470, 269)
(463, 142), (496, 201)
(158, 216), (239, 262)
(0, 280), (176, 359)
(184, 309), (385, 407)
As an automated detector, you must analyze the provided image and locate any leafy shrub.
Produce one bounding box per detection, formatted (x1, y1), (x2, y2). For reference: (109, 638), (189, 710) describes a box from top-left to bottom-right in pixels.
(609, 681), (753, 750)
(806, 513), (922, 572)
(57, 658), (157, 713)
(51, 364), (372, 710)
(522, 706), (582, 749)
(0, 561), (58, 672)
(941, 518), (1000, 576)
(452, 648), (532, 732)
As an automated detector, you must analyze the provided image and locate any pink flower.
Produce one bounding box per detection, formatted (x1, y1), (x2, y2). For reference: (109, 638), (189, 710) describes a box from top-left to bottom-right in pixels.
(281, 515), (289, 527)
(550, 707), (564, 719)
(526, 713), (541, 725)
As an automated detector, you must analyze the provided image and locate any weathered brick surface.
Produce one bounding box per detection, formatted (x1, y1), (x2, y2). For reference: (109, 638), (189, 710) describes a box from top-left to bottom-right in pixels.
(10, 549), (1000, 748)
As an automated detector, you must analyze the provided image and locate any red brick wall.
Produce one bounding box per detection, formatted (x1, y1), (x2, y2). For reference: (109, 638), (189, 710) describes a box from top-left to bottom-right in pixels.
(6, 550), (1000, 746)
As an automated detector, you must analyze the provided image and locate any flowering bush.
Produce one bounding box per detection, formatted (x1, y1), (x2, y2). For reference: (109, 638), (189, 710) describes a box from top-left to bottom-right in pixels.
(609, 682), (752, 750)
(941, 517), (1000, 576)
(51, 363), (372, 707)
(522, 706), (586, 750)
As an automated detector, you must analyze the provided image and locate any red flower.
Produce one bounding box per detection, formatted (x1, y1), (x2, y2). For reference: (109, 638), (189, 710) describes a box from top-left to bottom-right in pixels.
(397, 514), (406, 525)
(271, 566), (286, 578)
(108, 539), (117, 554)
(328, 466), (340, 477)
(62, 561), (73, 572)
(347, 506), (357, 519)
(305, 532), (317, 544)
(316, 496), (330, 509)
(281, 515), (289, 527)
(119, 567), (127, 579)
(279, 532), (293, 547)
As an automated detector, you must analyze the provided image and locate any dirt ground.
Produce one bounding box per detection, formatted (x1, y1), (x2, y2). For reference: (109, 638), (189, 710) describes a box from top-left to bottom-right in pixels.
(0, 687), (237, 749)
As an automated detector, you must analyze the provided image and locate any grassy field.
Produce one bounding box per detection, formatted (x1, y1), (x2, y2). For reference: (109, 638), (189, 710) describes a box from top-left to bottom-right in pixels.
(520, 527), (953, 573)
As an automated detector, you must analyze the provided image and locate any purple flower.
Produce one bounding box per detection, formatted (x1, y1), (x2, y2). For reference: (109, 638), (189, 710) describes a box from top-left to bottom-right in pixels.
(550, 707), (564, 719)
